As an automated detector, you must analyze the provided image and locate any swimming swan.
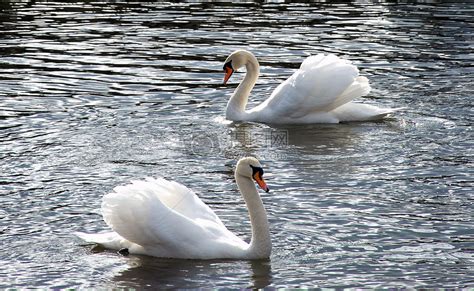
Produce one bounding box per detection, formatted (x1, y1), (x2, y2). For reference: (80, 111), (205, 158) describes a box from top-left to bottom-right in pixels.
(223, 50), (397, 124)
(76, 157), (271, 260)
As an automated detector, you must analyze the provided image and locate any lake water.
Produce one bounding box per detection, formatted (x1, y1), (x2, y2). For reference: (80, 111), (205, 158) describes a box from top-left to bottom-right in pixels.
(1, 1), (473, 288)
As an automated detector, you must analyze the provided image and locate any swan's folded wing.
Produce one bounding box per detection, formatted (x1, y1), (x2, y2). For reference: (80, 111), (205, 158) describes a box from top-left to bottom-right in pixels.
(101, 178), (228, 247)
(264, 54), (369, 118)
(142, 177), (225, 226)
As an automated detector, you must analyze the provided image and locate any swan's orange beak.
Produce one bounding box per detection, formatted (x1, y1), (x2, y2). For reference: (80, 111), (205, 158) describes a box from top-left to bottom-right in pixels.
(223, 66), (234, 85)
(253, 171), (269, 193)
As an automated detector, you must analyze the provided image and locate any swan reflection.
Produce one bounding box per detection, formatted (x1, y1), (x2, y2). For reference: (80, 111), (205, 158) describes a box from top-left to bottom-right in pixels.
(111, 256), (272, 289)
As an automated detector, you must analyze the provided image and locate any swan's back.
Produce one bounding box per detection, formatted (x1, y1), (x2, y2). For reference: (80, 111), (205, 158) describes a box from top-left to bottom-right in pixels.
(107, 177), (223, 224)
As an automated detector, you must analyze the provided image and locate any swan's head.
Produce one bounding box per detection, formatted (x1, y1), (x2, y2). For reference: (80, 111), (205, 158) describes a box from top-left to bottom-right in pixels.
(236, 157), (269, 193)
(223, 50), (256, 85)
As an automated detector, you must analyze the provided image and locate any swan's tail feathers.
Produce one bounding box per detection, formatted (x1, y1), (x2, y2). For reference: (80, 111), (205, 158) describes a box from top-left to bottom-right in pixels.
(374, 107), (405, 119)
(75, 231), (106, 243)
(364, 108), (398, 120)
(75, 231), (125, 250)
(334, 103), (402, 122)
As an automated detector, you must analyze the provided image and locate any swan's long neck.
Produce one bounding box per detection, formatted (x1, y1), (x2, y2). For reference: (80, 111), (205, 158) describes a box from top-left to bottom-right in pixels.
(226, 55), (260, 121)
(235, 173), (271, 259)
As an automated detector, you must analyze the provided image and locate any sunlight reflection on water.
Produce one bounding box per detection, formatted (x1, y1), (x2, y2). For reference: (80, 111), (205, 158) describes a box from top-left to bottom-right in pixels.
(0, 1), (473, 289)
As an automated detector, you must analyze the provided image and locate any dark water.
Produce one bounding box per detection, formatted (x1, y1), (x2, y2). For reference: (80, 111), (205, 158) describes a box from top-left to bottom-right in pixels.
(1, 1), (473, 288)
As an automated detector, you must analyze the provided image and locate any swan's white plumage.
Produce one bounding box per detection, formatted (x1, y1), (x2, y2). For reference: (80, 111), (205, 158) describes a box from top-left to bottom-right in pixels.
(224, 50), (398, 124)
(102, 178), (227, 246)
(76, 158), (271, 260)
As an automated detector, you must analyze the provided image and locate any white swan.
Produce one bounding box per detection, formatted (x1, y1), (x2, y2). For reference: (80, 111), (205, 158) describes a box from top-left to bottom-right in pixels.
(223, 50), (398, 124)
(76, 157), (271, 260)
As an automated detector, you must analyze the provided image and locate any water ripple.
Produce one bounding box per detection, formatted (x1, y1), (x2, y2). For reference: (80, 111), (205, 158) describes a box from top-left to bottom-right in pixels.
(1, 1), (473, 289)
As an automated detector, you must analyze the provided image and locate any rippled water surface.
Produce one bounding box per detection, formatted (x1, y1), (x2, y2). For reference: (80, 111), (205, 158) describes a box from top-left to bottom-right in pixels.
(1, 1), (473, 288)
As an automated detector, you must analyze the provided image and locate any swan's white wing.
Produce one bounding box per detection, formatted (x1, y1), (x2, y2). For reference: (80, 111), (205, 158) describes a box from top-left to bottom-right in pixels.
(261, 54), (370, 118)
(101, 177), (233, 249)
(141, 177), (225, 225)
